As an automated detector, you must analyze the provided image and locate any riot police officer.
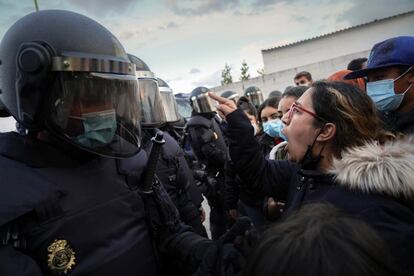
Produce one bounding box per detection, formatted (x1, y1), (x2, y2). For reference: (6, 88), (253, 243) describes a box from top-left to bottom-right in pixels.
(221, 90), (240, 105)
(186, 87), (229, 240)
(0, 10), (221, 275)
(157, 77), (187, 143)
(244, 86), (264, 109)
(128, 54), (207, 237)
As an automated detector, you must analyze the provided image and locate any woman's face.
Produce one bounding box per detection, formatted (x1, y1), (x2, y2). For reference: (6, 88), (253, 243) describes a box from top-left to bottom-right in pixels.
(260, 106), (281, 123)
(278, 96), (296, 116)
(281, 89), (322, 162)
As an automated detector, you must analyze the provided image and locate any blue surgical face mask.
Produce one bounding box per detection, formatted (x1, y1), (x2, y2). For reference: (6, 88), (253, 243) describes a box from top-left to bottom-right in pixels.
(367, 67), (413, 112)
(263, 119), (287, 141)
(71, 109), (117, 148)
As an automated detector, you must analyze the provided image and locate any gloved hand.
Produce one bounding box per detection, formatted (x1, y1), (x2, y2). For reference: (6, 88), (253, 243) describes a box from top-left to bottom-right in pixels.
(219, 217), (261, 274)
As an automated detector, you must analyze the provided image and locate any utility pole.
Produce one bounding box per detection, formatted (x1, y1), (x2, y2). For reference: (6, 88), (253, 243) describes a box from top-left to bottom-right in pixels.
(34, 0), (39, 12)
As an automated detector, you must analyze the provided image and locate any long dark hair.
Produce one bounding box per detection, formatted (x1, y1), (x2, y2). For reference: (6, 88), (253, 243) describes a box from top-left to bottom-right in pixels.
(243, 203), (401, 276)
(257, 97), (279, 123)
(310, 81), (381, 156)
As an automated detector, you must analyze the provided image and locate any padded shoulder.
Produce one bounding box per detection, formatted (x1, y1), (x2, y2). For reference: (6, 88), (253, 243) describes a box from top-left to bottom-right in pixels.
(0, 155), (64, 226)
(186, 115), (212, 129)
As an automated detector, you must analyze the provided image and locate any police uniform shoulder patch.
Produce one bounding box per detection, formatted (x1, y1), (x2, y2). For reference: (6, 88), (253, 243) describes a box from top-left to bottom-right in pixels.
(47, 239), (76, 274)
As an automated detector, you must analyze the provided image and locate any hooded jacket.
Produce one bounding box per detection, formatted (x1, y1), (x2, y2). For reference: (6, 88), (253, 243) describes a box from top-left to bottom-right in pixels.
(227, 109), (414, 275)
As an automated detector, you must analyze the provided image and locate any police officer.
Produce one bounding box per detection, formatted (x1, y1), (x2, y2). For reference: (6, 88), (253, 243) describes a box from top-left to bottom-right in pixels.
(221, 90), (240, 105)
(157, 77), (187, 143)
(0, 10), (222, 275)
(244, 86), (264, 110)
(128, 55), (207, 237)
(186, 87), (229, 240)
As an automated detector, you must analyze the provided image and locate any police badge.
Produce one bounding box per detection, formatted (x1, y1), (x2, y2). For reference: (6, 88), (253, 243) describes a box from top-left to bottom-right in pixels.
(47, 239), (76, 274)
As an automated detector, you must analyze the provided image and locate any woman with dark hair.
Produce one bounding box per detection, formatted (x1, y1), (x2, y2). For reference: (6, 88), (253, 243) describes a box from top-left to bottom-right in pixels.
(257, 97), (284, 158)
(244, 203), (402, 276)
(209, 81), (414, 275)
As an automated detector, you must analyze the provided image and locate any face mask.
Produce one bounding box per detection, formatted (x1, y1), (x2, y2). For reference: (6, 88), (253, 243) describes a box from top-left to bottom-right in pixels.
(367, 67), (413, 112)
(252, 123), (258, 136)
(263, 119), (287, 140)
(71, 109), (117, 148)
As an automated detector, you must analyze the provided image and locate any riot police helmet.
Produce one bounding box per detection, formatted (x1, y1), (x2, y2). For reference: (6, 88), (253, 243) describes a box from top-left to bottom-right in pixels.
(220, 90), (240, 104)
(244, 86), (264, 108)
(128, 54), (167, 128)
(157, 77), (181, 123)
(0, 10), (141, 157)
(189, 87), (217, 114)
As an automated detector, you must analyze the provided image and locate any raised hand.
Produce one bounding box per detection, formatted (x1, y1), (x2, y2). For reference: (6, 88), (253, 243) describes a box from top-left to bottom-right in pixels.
(208, 92), (237, 117)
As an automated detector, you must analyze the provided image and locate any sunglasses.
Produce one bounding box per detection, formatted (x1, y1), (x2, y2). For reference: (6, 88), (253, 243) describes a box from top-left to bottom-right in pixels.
(287, 102), (327, 122)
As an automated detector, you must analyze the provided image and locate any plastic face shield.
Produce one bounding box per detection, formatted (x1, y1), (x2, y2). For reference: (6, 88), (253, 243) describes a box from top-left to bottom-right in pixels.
(246, 90), (264, 107)
(49, 71), (142, 158)
(159, 86), (181, 123)
(138, 76), (167, 127)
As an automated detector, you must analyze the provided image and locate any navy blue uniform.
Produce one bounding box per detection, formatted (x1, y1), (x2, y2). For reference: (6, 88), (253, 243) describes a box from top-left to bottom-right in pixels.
(186, 113), (229, 240)
(0, 132), (160, 275)
(142, 129), (207, 237)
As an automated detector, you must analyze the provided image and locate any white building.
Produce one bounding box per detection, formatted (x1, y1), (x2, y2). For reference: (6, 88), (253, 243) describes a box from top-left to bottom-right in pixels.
(211, 11), (414, 97)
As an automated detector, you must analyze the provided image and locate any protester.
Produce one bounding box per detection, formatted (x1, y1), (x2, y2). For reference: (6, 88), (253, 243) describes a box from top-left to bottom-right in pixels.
(347, 57), (368, 71)
(244, 203), (402, 276)
(257, 97), (283, 158)
(294, 71), (313, 86)
(345, 36), (414, 134)
(328, 69), (365, 92)
(210, 81), (414, 275)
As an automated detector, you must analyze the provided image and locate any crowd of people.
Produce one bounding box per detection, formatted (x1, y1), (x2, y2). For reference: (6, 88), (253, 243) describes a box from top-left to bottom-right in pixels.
(0, 9), (413, 276)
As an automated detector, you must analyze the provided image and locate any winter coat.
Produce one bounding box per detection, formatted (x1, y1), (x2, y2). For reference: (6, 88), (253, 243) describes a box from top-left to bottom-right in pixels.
(381, 108), (414, 135)
(227, 109), (414, 275)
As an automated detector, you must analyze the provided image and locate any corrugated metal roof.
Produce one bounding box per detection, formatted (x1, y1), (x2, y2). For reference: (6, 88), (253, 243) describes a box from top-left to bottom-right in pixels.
(262, 10), (414, 52)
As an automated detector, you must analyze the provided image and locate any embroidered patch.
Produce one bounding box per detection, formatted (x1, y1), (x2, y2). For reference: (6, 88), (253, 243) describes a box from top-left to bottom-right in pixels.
(47, 239), (76, 274)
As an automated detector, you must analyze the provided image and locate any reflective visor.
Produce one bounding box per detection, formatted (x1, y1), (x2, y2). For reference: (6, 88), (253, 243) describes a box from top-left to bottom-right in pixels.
(159, 88), (181, 123)
(138, 78), (167, 127)
(191, 93), (217, 113)
(49, 72), (141, 158)
(175, 98), (192, 119)
(247, 91), (264, 107)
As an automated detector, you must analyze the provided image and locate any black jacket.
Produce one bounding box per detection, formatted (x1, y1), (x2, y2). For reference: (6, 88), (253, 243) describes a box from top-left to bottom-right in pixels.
(381, 108), (414, 135)
(186, 113), (227, 171)
(227, 109), (414, 276)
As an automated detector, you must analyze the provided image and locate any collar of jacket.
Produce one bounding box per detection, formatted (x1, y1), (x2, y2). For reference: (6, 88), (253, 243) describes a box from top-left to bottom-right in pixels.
(329, 136), (414, 199)
(297, 169), (334, 190)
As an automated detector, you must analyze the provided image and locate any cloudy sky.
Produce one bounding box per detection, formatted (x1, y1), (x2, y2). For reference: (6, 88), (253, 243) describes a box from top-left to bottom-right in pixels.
(1, 0), (413, 94)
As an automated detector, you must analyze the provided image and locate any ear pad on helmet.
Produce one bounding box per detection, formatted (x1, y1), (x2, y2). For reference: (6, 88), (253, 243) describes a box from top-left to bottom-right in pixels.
(15, 42), (53, 130)
(17, 42), (51, 74)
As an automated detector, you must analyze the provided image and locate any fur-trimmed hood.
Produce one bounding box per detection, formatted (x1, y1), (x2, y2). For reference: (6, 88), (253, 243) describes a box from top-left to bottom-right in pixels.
(330, 136), (414, 199)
